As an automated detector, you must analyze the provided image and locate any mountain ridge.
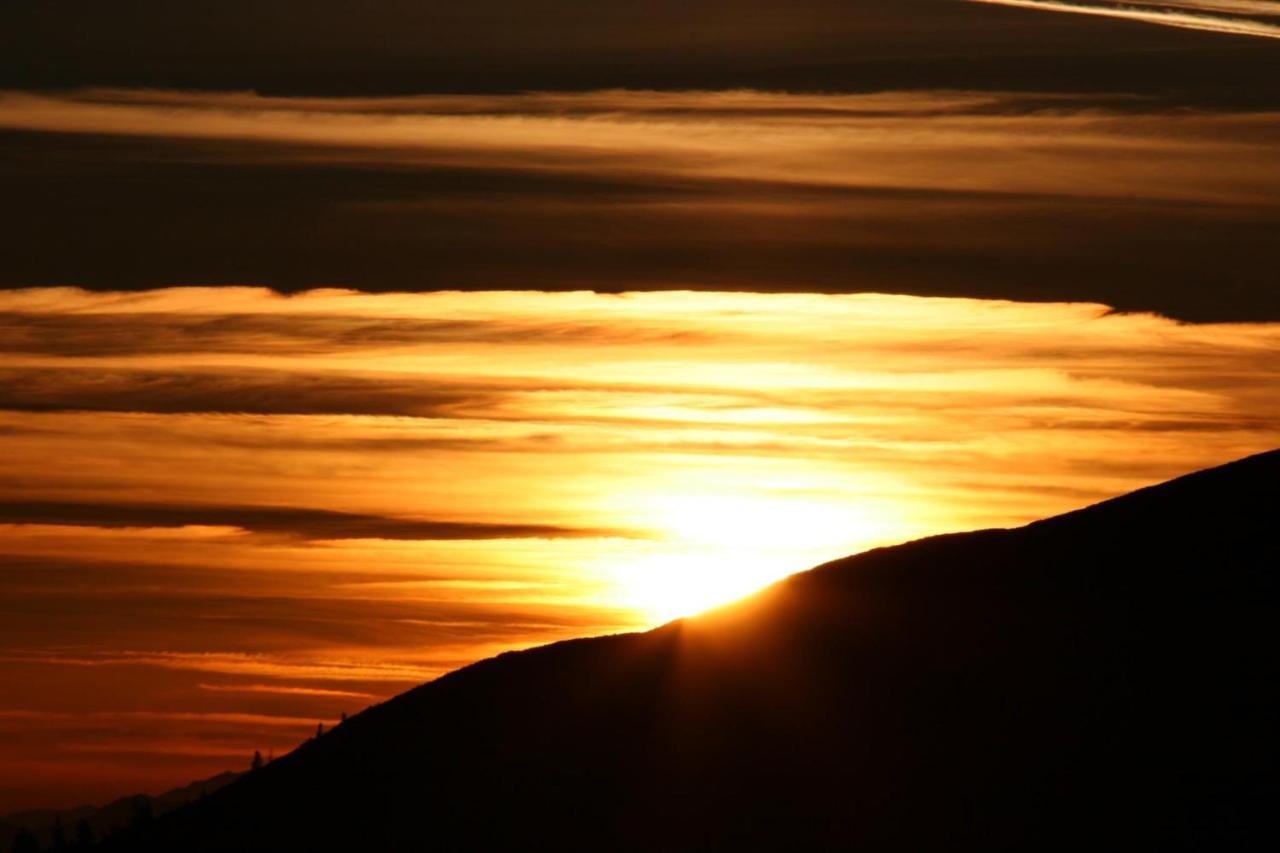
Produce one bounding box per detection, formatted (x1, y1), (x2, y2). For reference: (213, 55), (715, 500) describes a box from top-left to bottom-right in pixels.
(101, 449), (1279, 851)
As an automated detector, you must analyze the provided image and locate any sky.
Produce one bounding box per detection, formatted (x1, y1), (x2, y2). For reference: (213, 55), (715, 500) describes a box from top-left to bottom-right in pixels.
(1, 0), (1278, 814)
(4, 1), (1280, 96)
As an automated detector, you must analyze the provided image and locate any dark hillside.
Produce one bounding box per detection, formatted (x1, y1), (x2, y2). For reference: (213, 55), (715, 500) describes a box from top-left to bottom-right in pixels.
(105, 450), (1279, 851)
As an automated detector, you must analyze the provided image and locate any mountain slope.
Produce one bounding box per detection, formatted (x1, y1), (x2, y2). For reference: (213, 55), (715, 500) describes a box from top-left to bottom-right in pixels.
(106, 450), (1278, 851)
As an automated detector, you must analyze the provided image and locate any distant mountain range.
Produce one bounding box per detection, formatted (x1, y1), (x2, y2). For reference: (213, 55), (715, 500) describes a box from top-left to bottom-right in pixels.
(78, 450), (1280, 849)
(0, 772), (239, 851)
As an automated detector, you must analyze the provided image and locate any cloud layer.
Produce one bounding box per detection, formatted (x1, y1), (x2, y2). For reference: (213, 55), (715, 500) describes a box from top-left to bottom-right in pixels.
(2, 89), (1279, 320)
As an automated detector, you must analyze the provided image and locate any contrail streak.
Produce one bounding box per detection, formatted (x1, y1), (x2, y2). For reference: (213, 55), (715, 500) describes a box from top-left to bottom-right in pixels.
(968, 0), (1280, 39)
(1121, 0), (1280, 14)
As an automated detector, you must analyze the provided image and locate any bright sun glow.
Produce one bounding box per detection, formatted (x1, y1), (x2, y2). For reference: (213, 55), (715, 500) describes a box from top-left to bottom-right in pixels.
(609, 493), (898, 622)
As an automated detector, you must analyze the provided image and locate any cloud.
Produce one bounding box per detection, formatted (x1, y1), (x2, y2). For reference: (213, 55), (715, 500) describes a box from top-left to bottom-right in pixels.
(1121, 0), (1280, 14)
(0, 367), (500, 417)
(0, 650), (450, 685)
(196, 683), (375, 699)
(0, 310), (712, 358)
(0, 500), (623, 541)
(2, 88), (1276, 206)
(968, 0), (1280, 39)
(1, 90), (1278, 319)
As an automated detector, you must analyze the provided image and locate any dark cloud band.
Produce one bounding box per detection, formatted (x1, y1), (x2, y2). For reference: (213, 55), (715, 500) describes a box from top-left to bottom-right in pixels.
(2, 89), (1278, 321)
(0, 500), (622, 541)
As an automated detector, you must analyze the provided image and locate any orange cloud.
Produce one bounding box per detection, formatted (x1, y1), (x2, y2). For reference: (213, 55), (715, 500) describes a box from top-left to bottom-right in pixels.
(0, 88), (1277, 206)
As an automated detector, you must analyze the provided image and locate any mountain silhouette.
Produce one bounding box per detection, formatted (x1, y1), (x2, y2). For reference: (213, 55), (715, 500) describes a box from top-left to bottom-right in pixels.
(0, 771), (240, 851)
(100, 450), (1278, 851)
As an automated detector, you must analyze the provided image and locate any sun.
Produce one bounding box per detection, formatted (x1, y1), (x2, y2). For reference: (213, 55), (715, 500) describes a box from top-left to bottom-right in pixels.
(611, 549), (790, 623)
(608, 493), (893, 622)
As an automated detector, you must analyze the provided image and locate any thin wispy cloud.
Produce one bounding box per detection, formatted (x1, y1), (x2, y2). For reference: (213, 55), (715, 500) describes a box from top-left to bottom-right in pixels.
(0, 500), (622, 541)
(1122, 0), (1280, 14)
(968, 0), (1280, 39)
(196, 683), (376, 699)
(1, 88), (1276, 206)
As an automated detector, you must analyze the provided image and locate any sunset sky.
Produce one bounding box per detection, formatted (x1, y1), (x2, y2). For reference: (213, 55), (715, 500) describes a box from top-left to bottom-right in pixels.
(2, 0), (1278, 814)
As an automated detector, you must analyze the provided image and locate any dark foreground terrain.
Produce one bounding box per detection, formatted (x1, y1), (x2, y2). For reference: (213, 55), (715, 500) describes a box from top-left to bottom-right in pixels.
(101, 451), (1277, 851)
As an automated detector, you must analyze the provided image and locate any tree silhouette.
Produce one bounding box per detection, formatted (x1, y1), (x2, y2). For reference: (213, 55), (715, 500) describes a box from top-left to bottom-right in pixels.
(73, 819), (94, 850)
